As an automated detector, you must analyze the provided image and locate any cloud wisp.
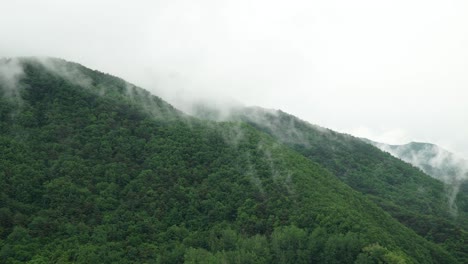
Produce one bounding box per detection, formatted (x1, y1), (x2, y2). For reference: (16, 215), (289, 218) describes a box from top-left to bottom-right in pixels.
(376, 142), (468, 216)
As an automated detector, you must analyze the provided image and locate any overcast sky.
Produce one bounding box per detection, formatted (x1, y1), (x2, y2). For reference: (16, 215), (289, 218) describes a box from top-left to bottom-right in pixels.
(1, 0), (467, 158)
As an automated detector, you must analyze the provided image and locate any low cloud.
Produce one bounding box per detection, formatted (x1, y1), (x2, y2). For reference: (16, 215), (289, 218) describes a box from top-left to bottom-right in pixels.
(0, 58), (24, 99)
(36, 57), (94, 89)
(347, 126), (410, 145)
(375, 141), (468, 216)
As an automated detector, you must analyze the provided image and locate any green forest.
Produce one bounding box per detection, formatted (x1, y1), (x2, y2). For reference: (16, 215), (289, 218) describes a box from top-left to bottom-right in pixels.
(0, 58), (465, 263)
(204, 106), (468, 261)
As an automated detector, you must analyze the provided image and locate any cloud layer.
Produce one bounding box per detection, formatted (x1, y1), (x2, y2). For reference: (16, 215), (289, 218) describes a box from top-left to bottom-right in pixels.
(1, 0), (467, 157)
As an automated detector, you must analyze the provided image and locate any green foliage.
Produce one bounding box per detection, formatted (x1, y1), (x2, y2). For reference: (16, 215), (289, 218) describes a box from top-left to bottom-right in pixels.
(221, 107), (467, 262)
(0, 58), (460, 263)
(355, 243), (408, 264)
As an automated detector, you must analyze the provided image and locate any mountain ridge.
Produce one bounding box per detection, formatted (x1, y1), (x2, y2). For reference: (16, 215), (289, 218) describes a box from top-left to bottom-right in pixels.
(0, 57), (462, 263)
(365, 139), (468, 225)
(192, 104), (468, 262)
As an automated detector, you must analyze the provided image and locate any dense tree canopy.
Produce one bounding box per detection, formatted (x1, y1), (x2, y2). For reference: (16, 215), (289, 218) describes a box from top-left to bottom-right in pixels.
(196, 106), (468, 262)
(0, 58), (461, 263)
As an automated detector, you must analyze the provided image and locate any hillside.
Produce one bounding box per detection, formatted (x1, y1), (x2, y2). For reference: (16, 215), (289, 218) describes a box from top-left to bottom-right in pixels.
(369, 141), (468, 209)
(0, 58), (460, 263)
(366, 141), (468, 219)
(192, 105), (468, 262)
(366, 141), (468, 184)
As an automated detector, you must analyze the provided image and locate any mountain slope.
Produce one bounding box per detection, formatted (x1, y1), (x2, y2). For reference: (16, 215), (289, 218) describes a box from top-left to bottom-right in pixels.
(365, 141), (468, 220)
(366, 141), (468, 184)
(0, 58), (459, 263)
(193, 105), (467, 262)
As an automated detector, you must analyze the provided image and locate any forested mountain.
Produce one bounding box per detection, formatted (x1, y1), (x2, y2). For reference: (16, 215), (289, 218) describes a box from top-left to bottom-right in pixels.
(0, 58), (461, 263)
(365, 141), (468, 219)
(193, 105), (468, 262)
(365, 141), (468, 185)
(366, 141), (468, 217)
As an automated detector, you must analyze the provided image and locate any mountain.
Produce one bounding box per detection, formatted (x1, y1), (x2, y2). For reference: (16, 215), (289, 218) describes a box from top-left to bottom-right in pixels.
(366, 141), (468, 226)
(369, 141), (468, 210)
(0, 57), (460, 263)
(193, 105), (468, 262)
(365, 141), (468, 185)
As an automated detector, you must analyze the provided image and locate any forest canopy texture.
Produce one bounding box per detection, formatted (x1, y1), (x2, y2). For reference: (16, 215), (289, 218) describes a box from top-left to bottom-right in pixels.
(0, 58), (465, 263)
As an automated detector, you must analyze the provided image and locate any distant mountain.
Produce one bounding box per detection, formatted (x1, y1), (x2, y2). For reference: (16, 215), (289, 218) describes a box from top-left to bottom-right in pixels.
(193, 105), (468, 262)
(1, 57), (460, 263)
(366, 141), (468, 185)
(365, 140), (468, 224)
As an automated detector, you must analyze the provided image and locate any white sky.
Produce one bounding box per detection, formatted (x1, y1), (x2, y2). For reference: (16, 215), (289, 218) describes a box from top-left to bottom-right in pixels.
(1, 0), (467, 158)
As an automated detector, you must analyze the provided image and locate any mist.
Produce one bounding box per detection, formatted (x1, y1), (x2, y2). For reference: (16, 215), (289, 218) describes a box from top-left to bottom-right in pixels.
(1, 0), (467, 158)
(0, 58), (24, 99)
(375, 142), (468, 215)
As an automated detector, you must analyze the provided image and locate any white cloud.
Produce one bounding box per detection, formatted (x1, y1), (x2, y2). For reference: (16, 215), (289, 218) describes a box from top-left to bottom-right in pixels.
(345, 127), (411, 145)
(1, 0), (467, 158)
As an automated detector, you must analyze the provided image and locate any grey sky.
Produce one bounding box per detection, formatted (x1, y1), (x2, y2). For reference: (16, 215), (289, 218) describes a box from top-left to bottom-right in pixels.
(1, 0), (467, 158)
